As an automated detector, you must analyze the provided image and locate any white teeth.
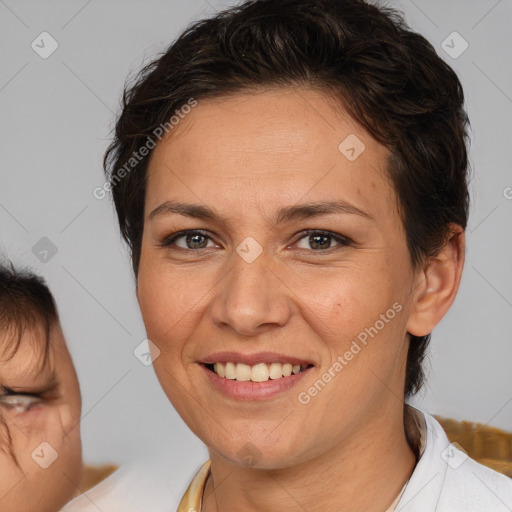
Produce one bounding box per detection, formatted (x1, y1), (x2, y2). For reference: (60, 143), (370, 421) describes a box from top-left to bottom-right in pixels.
(225, 362), (236, 379)
(214, 362), (225, 378)
(251, 363), (270, 382)
(269, 362), (283, 379)
(235, 363), (252, 381)
(209, 362), (311, 381)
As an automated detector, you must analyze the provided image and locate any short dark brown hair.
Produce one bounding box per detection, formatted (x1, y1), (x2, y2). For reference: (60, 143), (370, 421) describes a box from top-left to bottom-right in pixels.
(0, 260), (58, 364)
(104, 0), (470, 397)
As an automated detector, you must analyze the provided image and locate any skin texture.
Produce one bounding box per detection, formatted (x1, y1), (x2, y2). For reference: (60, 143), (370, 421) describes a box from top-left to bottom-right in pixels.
(0, 323), (82, 512)
(136, 87), (465, 512)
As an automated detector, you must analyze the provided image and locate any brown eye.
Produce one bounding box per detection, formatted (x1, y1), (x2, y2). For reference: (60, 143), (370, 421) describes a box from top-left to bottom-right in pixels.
(308, 233), (332, 250)
(183, 233), (209, 249)
(160, 230), (217, 250)
(295, 230), (352, 251)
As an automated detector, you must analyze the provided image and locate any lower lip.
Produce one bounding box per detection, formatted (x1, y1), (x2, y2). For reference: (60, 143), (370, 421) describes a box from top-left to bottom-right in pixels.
(200, 364), (314, 400)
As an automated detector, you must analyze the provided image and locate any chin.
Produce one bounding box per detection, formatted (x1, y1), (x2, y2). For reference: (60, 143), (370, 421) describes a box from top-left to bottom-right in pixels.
(210, 438), (305, 470)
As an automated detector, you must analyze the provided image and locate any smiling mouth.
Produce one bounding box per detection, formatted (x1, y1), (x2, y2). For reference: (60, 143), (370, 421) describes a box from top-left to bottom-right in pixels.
(204, 362), (314, 382)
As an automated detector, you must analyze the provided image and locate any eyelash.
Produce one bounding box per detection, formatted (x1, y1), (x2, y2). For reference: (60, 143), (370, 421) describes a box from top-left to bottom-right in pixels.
(0, 393), (43, 414)
(159, 229), (353, 252)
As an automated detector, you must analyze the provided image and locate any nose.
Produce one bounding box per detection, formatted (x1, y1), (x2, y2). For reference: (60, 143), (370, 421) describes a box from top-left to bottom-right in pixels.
(209, 249), (292, 337)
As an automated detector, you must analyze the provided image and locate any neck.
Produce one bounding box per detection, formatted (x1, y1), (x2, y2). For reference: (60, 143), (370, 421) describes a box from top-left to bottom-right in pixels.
(201, 405), (417, 512)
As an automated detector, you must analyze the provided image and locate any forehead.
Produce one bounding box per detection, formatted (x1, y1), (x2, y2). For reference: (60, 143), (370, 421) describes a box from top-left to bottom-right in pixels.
(0, 323), (61, 382)
(145, 88), (395, 222)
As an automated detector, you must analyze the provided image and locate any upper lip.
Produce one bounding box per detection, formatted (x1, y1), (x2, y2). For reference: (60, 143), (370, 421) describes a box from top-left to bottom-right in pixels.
(201, 351), (315, 367)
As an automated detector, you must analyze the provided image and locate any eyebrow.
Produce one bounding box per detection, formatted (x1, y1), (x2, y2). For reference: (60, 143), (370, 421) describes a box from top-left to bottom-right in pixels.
(149, 200), (373, 225)
(0, 370), (59, 395)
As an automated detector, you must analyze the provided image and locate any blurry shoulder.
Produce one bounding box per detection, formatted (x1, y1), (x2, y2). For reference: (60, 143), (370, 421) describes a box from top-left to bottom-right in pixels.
(60, 455), (204, 512)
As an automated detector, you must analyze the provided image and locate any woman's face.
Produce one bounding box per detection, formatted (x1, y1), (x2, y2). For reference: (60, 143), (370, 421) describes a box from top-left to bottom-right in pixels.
(0, 324), (82, 512)
(137, 88), (419, 468)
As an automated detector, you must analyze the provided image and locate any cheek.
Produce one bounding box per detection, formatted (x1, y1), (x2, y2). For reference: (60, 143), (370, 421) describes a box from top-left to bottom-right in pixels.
(294, 265), (409, 398)
(137, 257), (210, 343)
(298, 265), (399, 337)
(2, 405), (48, 438)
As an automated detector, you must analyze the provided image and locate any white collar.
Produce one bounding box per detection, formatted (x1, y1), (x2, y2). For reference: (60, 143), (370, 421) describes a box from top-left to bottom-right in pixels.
(396, 407), (512, 511)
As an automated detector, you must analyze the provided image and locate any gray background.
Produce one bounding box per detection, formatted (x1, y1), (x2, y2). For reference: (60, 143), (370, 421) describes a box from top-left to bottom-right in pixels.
(0, 0), (511, 466)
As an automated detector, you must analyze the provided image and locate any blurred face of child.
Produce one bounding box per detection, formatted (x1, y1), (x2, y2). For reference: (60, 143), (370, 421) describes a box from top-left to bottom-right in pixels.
(0, 323), (82, 512)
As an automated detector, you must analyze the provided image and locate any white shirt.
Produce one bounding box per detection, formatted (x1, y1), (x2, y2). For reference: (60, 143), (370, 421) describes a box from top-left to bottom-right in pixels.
(62, 408), (512, 511)
(397, 410), (512, 511)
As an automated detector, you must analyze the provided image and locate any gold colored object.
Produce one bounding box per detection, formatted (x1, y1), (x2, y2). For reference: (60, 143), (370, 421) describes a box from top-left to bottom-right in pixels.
(177, 460), (211, 512)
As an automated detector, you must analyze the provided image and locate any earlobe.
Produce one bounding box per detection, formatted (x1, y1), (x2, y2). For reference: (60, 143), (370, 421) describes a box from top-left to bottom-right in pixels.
(406, 225), (465, 337)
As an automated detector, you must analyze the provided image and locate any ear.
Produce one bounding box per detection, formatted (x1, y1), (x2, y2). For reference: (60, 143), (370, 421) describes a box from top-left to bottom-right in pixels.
(406, 225), (465, 337)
